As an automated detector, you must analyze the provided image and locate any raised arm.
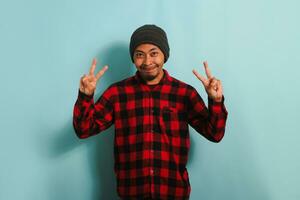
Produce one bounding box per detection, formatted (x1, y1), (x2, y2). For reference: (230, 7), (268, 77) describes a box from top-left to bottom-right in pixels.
(189, 61), (228, 142)
(73, 58), (113, 139)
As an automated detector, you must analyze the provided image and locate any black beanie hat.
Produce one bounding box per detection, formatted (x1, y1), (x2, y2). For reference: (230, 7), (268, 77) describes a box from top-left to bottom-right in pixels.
(129, 24), (170, 63)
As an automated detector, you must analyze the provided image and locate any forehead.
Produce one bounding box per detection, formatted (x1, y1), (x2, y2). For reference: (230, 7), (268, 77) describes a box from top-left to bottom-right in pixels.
(134, 43), (161, 52)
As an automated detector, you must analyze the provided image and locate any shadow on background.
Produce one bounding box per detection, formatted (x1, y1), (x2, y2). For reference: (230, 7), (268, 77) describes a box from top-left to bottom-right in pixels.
(90, 43), (134, 199)
(47, 43), (134, 199)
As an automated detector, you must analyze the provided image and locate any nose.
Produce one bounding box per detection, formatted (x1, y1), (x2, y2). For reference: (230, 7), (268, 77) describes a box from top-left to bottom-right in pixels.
(143, 54), (152, 65)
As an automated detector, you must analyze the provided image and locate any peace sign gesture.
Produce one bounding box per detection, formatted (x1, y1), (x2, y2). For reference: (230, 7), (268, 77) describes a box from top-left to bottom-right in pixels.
(79, 58), (108, 96)
(192, 61), (223, 102)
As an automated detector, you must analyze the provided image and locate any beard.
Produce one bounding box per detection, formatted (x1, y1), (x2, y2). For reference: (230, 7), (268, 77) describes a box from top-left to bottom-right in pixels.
(142, 73), (157, 81)
(139, 64), (160, 81)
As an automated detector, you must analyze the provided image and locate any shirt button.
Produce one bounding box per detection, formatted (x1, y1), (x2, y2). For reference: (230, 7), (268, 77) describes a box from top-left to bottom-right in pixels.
(150, 169), (154, 175)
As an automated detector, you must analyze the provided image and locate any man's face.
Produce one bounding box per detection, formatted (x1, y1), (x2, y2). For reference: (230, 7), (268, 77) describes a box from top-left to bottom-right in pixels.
(133, 43), (165, 83)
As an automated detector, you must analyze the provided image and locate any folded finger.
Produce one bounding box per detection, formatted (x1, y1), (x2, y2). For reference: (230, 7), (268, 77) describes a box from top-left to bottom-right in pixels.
(210, 78), (218, 90)
(217, 80), (223, 93)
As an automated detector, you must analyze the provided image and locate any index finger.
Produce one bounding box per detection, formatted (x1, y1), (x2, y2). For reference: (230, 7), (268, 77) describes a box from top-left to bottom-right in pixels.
(192, 69), (207, 85)
(203, 61), (213, 79)
(89, 58), (97, 75)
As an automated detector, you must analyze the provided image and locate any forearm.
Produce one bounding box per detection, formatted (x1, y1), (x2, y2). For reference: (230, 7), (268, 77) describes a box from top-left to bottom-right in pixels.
(73, 90), (113, 139)
(188, 95), (228, 143)
(204, 96), (228, 142)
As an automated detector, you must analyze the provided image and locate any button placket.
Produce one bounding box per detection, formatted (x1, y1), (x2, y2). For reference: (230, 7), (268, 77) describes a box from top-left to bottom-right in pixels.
(149, 92), (155, 181)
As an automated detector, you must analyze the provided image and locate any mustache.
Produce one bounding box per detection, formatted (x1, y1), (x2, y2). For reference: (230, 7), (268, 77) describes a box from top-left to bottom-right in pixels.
(140, 64), (157, 69)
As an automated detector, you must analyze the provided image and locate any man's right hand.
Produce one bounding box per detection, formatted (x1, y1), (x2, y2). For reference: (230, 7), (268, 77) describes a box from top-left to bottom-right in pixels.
(79, 58), (108, 96)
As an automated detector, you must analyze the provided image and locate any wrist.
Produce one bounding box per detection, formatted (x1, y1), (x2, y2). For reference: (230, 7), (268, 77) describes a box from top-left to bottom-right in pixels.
(79, 88), (94, 97)
(208, 95), (223, 103)
(214, 97), (223, 102)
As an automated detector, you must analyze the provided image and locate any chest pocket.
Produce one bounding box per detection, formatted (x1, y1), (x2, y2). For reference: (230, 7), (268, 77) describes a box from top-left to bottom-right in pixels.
(159, 106), (188, 137)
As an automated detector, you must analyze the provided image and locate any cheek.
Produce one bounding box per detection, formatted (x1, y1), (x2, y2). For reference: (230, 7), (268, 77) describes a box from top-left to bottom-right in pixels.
(154, 58), (164, 66)
(156, 55), (165, 65)
(134, 60), (142, 68)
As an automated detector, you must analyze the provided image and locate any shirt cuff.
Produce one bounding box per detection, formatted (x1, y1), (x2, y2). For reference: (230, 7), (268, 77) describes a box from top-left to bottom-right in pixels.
(78, 89), (94, 101)
(208, 96), (227, 114)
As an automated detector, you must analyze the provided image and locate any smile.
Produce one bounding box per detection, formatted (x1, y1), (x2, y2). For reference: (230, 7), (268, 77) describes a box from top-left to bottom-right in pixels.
(142, 66), (156, 72)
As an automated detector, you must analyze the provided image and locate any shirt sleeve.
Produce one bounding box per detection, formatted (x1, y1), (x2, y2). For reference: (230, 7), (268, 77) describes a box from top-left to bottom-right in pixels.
(187, 87), (228, 142)
(72, 89), (114, 139)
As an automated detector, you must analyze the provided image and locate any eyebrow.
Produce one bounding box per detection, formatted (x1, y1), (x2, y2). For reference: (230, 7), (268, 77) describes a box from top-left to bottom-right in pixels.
(134, 48), (158, 53)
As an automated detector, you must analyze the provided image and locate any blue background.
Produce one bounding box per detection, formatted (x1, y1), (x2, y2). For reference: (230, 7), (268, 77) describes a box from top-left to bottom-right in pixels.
(1, 0), (299, 199)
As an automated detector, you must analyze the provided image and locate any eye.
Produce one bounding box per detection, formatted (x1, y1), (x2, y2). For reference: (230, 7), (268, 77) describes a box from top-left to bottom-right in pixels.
(150, 51), (159, 57)
(134, 52), (144, 58)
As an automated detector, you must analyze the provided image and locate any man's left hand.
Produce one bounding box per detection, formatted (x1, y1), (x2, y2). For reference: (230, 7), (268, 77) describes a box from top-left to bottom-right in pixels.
(192, 61), (223, 102)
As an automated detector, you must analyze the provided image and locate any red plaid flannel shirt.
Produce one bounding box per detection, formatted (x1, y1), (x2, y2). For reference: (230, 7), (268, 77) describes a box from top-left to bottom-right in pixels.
(73, 69), (228, 199)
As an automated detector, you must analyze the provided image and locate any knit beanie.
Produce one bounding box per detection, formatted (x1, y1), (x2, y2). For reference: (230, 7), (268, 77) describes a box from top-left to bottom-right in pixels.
(129, 24), (170, 63)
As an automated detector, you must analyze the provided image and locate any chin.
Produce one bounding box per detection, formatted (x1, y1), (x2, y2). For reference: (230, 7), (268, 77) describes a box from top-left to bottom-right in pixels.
(142, 73), (157, 81)
(138, 65), (163, 81)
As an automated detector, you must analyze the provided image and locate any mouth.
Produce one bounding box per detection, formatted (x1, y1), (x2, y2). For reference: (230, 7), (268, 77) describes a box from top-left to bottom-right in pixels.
(142, 66), (157, 72)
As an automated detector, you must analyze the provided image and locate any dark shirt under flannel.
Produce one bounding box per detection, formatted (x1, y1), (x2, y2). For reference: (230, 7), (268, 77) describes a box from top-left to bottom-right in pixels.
(73, 69), (228, 199)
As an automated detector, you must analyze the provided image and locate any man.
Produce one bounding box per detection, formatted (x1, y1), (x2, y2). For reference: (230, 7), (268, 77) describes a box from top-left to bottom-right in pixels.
(73, 24), (228, 200)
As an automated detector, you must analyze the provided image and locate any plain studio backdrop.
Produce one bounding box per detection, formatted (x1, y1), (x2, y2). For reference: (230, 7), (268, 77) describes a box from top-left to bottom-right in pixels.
(0, 0), (299, 199)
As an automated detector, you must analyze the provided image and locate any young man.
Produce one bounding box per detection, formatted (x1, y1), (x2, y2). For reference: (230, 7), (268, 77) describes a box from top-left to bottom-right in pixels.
(73, 24), (228, 200)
